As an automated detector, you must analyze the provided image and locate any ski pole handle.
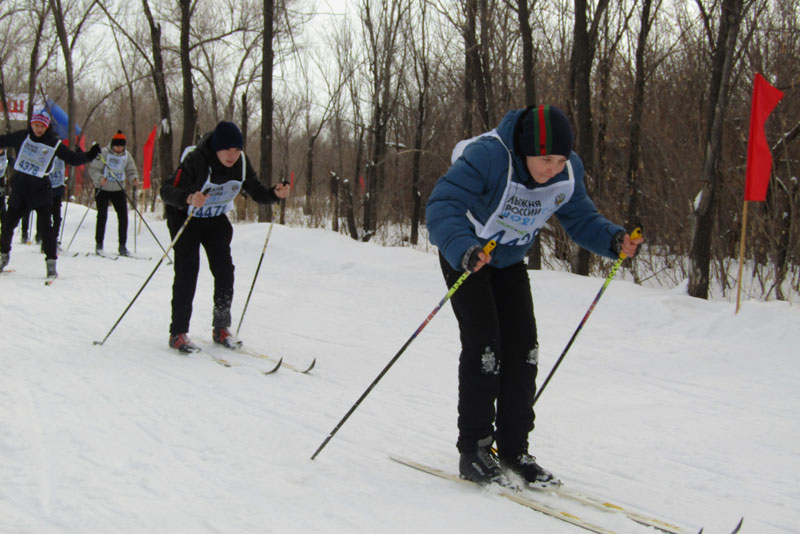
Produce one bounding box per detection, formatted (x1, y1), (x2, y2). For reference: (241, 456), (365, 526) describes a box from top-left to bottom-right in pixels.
(618, 227), (643, 260)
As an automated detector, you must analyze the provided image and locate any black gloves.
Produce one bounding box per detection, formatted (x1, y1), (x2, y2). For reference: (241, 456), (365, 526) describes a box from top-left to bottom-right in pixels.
(86, 143), (102, 160)
(461, 244), (484, 272)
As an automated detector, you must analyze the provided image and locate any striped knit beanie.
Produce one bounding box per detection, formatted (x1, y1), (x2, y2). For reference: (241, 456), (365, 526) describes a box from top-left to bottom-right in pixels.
(111, 130), (127, 147)
(518, 105), (573, 158)
(30, 110), (51, 129)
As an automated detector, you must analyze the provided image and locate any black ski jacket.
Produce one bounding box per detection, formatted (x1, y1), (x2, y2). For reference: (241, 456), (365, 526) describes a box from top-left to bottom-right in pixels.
(0, 126), (95, 209)
(160, 132), (280, 215)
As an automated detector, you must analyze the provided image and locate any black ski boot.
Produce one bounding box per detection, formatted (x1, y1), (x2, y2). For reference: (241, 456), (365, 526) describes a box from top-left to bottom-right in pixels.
(213, 327), (242, 349)
(169, 333), (201, 353)
(499, 452), (560, 487)
(459, 437), (510, 486)
(0, 252), (9, 272)
(118, 245), (130, 257)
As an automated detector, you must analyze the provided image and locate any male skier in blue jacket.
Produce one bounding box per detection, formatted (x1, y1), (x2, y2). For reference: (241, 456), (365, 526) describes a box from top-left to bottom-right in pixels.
(426, 105), (642, 486)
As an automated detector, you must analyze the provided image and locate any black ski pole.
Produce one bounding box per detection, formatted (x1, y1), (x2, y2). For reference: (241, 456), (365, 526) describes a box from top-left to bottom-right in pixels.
(92, 209), (197, 347)
(311, 240), (497, 460)
(236, 219), (274, 336)
(533, 228), (642, 406)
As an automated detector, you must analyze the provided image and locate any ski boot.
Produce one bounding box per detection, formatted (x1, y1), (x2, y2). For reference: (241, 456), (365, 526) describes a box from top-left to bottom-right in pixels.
(459, 436), (510, 487)
(499, 451), (560, 487)
(212, 327), (242, 349)
(0, 252), (9, 272)
(118, 245), (130, 257)
(169, 333), (201, 353)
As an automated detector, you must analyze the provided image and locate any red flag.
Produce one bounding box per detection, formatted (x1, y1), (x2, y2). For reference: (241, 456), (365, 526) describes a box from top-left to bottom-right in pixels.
(290, 170), (295, 190)
(142, 125), (158, 190)
(359, 175), (365, 192)
(744, 73), (784, 201)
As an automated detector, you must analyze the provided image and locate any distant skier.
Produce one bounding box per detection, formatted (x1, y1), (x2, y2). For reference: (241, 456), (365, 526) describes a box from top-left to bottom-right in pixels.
(0, 110), (101, 278)
(426, 105), (642, 486)
(160, 121), (290, 353)
(87, 130), (140, 257)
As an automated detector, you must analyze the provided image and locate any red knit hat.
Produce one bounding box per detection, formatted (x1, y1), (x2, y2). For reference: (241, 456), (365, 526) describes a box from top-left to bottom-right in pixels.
(111, 130), (127, 147)
(30, 110), (51, 128)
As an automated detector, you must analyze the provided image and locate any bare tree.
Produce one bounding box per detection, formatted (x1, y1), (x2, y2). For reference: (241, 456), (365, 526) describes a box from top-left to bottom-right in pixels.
(688, 0), (746, 299)
(360, 0), (409, 242)
(569, 0), (610, 275)
(48, 0), (99, 175)
(259, 0), (275, 222)
(625, 0), (660, 232)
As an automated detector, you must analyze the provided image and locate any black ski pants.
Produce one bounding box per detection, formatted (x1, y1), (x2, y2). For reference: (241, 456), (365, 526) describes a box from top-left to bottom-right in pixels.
(167, 212), (235, 336)
(439, 254), (539, 456)
(1, 202), (57, 260)
(95, 189), (128, 249)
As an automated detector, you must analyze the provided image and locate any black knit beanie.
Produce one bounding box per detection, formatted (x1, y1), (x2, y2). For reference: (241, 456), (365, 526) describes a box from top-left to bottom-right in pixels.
(210, 121), (243, 151)
(518, 105), (573, 158)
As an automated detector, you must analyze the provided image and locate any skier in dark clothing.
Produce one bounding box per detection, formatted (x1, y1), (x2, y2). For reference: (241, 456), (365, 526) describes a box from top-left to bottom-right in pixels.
(160, 121), (290, 353)
(0, 110), (101, 278)
(426, 105), (643, 487)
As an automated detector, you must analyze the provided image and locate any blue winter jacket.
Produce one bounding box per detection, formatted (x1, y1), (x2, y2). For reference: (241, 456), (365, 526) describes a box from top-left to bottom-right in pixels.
(426, 108), (624, 270)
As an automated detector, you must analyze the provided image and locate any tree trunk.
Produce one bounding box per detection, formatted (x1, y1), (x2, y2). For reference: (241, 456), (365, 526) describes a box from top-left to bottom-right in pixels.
(518, 0), (541, 269)
(570, 0), (607, 275)
(142, 0), (174, 189)
(688, 0), (744, 299)
(179, 0), (198, 152)
(259, 0), (275, 223)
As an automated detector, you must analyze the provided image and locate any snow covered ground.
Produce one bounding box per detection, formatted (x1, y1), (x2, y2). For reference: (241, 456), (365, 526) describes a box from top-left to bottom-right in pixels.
(1, 208), (797, 533)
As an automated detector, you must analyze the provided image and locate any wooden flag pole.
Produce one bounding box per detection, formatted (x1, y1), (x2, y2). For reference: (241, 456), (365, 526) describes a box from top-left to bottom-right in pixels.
(735, 200), (749, 314)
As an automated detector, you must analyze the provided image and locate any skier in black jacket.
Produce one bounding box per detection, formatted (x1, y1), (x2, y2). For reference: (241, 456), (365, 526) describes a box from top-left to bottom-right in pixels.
(0, 110), (101, 278)
(160, 121), (290, 353)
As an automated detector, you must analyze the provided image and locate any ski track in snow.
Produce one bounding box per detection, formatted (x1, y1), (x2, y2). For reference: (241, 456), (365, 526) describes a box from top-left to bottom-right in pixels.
(1, 209), (798, 533)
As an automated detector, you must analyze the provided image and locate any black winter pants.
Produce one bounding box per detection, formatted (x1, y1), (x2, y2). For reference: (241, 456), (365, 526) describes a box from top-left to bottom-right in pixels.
(95, 189), (128, 249)
(1, 202), (57, 259)
(439, 254), (539, 456)
(167, 212), (235, 336)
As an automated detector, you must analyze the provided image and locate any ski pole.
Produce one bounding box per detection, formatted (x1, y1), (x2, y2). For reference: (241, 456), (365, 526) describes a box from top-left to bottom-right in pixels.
(100, 153), (173, 263)
(533, 228), (643, 406)
(311, 240), (497, 460)
(92, 208), (198, 347)
(236, 219), (274, 336)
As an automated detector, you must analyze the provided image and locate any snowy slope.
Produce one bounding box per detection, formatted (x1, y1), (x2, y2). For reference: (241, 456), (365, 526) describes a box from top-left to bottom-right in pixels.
(1, 209), (797, 534)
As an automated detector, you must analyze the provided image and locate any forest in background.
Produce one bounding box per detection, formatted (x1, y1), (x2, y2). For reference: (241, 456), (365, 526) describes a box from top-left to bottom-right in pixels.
(0, 0), (797, 302)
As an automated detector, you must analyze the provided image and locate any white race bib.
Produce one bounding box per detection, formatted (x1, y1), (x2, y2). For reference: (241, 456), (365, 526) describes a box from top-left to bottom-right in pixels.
(462, 131), (575, 246)
(14, 136), (57, 178)
(49, 158), (66, 187)
(189, 154), (247, 218)
(103, 152), (128, 182)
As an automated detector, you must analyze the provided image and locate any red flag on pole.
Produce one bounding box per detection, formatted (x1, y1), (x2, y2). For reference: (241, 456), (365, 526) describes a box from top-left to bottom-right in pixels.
(744, 73), (784, 202)
(142, 125), (158, 190)
(290, 170), (295, 190)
